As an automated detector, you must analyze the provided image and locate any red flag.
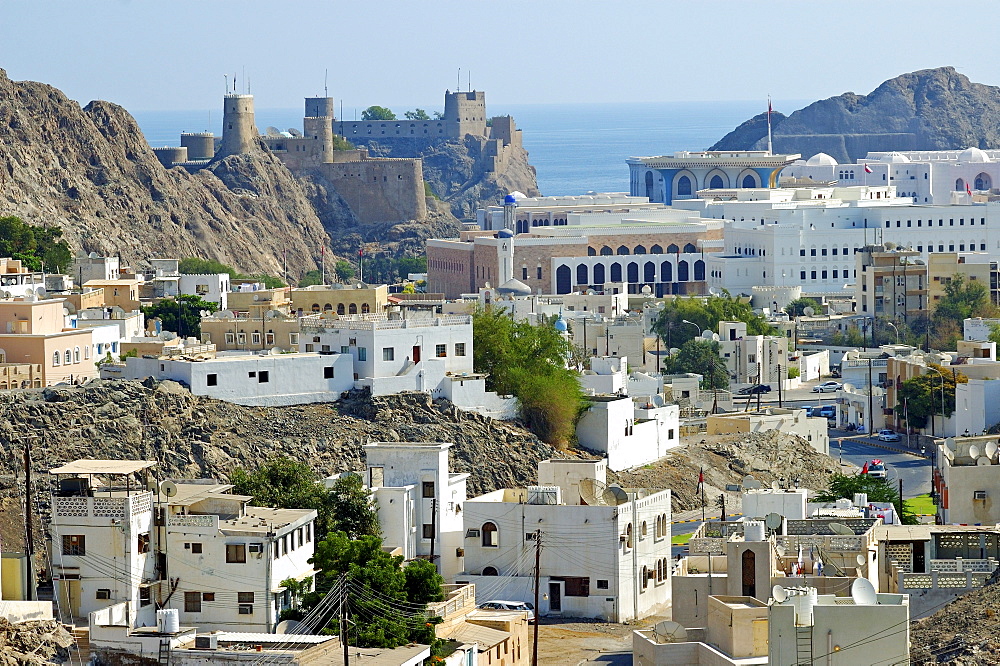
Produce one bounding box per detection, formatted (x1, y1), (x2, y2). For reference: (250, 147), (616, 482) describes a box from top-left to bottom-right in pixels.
(359, 249), (364, 257)
(967, 182), (973, 196)
(861, 461), (869, 474)
(697, 467), (704, 489)
(864, 163), (873, 174)
(321, 246), (325, 256)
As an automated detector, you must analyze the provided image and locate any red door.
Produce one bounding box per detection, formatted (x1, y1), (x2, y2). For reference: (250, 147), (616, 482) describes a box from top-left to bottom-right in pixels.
(412, 346), (421, 363)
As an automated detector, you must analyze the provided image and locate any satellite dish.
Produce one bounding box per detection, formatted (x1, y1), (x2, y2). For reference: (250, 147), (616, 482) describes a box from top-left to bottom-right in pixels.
(652, 621), (688, 644)
(220, 310), (235, 318)
(748, 479), (763, 490)
(741, 475), (758, 490)
(945, 438), (957, 452)
(856, 554), (866, 567)
(978, 456), (992, 466)
(275, 620), (304, 634)
(36, 287), (47, 298)
(160, 480), (178, 498)
(986, 441), (998, 458)
(851, 578), (877, 606)
(775, 544), (787, 558)
(708, 287), (720, 296)
(803, 306), (815, 316)
(265, 126), (283, 137)
(287, 128), (302, 137)
(270, 347), (283, 355)
(772, 585), (788, 603)
(88, 251), (99, 259)
(603, 486), (630, 506)
(765, 513), (783, 530)
(669, 348), (680, 355)
(579, 478), (608, 506)
(771, 480), (781, 490)
(842, 383), (856, 392)
(969, 444), (981, 459)
(828, 522), (854, 536)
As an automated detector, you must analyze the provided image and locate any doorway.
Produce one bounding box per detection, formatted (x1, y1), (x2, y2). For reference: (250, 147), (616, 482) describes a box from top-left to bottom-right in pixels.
(412, 346), (421, 363)
(548, 582), (562, 613)
(742, 549), (756, 598)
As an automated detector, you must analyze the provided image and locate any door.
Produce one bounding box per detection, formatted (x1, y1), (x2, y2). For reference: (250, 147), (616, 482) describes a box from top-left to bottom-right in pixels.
(412, 345), (421, 363)
(741, 549), (756, 598)
(548, 582), (562, 613)
(59, 579), (81, 619)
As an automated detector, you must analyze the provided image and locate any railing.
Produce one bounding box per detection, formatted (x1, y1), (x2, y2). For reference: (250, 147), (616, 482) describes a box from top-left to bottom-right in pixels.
(167, 514), (217, 528)
(842, 358), (888, 368)
(776, 535), (864, 553)
(426, 583), (476, 620)
(300, 314), (472, 331)
(929, 558), (998, 573)
(53, 494), (153, 519)
(900, 570), (991, 590)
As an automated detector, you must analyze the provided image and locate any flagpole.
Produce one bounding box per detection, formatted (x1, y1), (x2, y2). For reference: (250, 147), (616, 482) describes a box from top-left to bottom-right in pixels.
(766, 96), (773, 156)
(699, 466), (705, 523)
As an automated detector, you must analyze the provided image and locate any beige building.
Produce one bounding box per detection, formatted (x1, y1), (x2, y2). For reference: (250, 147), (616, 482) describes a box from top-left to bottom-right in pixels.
(83, 279), (141, 311)
(289, 284), (389, 317)
(855, 244), (927, 323)
(200, 312), (300, 353)
(0, 298), (96, 385)
(934, 434), (1000, 525)
(928, 251), (999, 307)
(226, 286), (292, 317)
(63, 288), (105, 313)
(707, 408), (828, 454)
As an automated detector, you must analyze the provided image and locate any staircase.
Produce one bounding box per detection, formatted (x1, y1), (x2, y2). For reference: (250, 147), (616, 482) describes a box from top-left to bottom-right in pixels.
(795, 625), (813, 665)
(70, 627), (91, 660)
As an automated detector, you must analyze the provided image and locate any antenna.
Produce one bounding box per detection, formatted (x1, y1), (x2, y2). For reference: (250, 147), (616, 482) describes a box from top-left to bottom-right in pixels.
(851, 578), (877, 605)
(224, 74), (229, 94)
(771, 584), (788, 603)
(324, 68), (328, 98)
(457, 67), (461, 92)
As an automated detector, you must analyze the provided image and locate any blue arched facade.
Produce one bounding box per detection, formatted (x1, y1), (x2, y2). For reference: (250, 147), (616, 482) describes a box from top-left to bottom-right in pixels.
(629, 161), (790, 204)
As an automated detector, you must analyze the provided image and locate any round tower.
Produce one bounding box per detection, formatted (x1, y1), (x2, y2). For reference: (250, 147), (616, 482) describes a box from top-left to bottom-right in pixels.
(305, 97), (335, 119)
(181, 132), (215, 161)
(217, 94), (257, 158)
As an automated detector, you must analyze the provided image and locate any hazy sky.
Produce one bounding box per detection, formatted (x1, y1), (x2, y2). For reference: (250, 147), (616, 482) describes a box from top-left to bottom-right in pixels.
(3, 1), (997, 113)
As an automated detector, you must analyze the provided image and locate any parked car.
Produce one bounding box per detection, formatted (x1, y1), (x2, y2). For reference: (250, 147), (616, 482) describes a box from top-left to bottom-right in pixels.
(477, 600), (535, 622)
(737, 384), (771, 395)
(812, 381), (843, 393)
(875, 429), (901, 442)
(865, 459), (888, 479)
(810, 405), (836, 418)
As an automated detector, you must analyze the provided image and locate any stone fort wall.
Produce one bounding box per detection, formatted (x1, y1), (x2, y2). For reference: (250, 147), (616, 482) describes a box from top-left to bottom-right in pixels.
(319, 157), (427, 224)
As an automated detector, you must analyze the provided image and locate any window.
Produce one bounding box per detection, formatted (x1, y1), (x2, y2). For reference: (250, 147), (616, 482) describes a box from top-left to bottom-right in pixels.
(596, 579), (609, 589)
(207, 374), (217, 386)
(225, 332), (235, 345)
(289, 333), (299, 345)
(435, 344), (447, 357)
(422, 481), (435, 498)
(74, 347), (81, 363)
(138, 533), (150, 554)
(481, 522), (498, 547)
(237, 333), (246, 345)
(62, 535), (85, 556)
(52, 351), (60, 366)
(358, 347), (367, 362)
(537, 266), (542, 280)
(563, 577), (590, 597)
(202, 592), (215, 602)
(238, 592), (254, 604)
(382, 347), (394, 361)
(258, 371), (269, 383)
(248, 371), (257, 378)
(522, 267), (528, 280)
(64, 350), (72, 365)
(455, 342), (466, 357)
(239, 605), (254, 615)
(184, 591), (201, 613)
(226, 544), (247, 563)
(96, 588), (111, 599)
(190, 542), (203, 554)
(324, 366), (334, 379)
(265, 332), (275, 345)
(140, 586), (151, 607)
(422, 524), (435, 539)
(252, 332), (261, 345)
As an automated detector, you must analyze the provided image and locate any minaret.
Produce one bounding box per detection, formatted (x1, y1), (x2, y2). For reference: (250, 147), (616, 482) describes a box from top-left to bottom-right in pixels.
(497, 194), (518, 285)
(216, 93), (257, 159)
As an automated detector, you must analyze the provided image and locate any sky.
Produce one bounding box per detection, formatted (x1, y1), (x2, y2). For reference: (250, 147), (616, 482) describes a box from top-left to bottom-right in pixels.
(2, 1), (998, 113)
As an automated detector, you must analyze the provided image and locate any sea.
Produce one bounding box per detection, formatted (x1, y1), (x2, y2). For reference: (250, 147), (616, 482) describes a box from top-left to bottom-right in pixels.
(134, 100), (809, 196)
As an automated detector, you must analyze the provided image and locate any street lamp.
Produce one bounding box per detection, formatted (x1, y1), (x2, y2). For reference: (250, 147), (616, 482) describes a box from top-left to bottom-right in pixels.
(925, 365), (947, 436)
(885, 321), (900, 345)
(681, 319), (702, 338)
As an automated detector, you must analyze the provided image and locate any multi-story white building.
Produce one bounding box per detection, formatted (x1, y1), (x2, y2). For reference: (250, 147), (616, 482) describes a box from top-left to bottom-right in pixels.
(75, 253), (121, 285)
(576, 394), (679, 471)
(178, 273), (230, 310)
(48, 460), (157, 627)
(460, 459), (671, 622)
(717, 320), (790, 390)
(364, 442), (469, 580)
(162, 480), (317, 633)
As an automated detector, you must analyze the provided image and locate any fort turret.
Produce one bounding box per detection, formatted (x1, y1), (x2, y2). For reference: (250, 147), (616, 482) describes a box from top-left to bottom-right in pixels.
(216, 93), (257, 159)
(302, 97), (334, 163)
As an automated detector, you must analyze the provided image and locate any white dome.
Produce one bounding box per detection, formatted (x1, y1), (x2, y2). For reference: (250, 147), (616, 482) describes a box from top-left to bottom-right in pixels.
(959, 147), (991, 163)
(806, 152), (838, 166)
(880, 152), (911, 163)
(497, 278), (532, 296)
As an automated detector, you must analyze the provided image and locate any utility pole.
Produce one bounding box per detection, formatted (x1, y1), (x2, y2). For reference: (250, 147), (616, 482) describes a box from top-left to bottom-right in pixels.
(429, 498), (437, 572)
(756, 363), (762, 411)
(777, 363), (783, 408)
(531, 529), (541, 666)
(867, 358), (875, 435)
(23, 440), (34, 601)
(341, 574), (350, 665)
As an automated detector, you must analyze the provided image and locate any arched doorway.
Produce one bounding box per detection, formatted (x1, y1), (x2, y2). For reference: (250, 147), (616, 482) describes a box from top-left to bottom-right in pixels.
(741, 550), (756, 598)
(645, 171), (654, 199)
(556, 265), (572, 294)
(677, 175), (693, 196)
(710, 174), (724, 189)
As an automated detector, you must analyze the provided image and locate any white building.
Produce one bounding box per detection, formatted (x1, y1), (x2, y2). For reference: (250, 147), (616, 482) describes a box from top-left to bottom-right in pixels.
(576, 395), (679, 471)
(75, 254), (121, 285)
(363, 442), (469, 580)
(717, 320), (790, 390)
(460, 459), (671, 622)
(101, 351), (355, 406)
(48, 460), (157, 627)
(74, 307), (145, 361)
(163, 480), (317, 633)
(579, 355), (628, 395)
(178, 273), (231, 309)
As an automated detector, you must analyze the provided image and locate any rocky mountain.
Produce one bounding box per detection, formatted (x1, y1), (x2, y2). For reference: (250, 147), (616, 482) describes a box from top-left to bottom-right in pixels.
(711, 67), (1000, 163)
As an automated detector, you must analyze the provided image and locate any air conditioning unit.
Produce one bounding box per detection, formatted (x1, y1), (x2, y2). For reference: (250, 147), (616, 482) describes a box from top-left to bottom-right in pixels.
(194, 634), (218, 649)
(248, 543), (263, 554)
(527, 485), (561, 506)
(974, 490), (988, 501)
(465, 529), (481, 539)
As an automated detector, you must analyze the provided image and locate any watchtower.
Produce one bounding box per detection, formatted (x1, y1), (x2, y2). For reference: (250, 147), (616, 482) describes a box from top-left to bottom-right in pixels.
(443, 90), (487, 139)
(302, 97), (334, 163)
(217, 94), (257, 158)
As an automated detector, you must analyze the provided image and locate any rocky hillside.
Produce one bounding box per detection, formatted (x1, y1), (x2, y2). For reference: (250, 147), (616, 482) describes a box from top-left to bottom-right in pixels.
(910, 574), (1000, 664)
(711, 67), (1000, 162)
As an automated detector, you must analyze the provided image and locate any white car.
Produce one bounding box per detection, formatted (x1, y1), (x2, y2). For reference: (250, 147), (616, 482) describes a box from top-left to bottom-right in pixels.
(812, 381), (843, 393)
(477, 600), (535, 622)
(866, 460), (887, 478)
(876, 429), (901, 442)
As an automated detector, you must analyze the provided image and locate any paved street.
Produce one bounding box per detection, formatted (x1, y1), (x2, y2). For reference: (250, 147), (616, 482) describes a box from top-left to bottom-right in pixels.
(829, 431), (931, 499)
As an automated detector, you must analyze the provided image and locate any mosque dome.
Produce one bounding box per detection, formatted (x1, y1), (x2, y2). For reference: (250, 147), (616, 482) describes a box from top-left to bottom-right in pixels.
(554, 317), (568, 333)
(806, 152), (838, 166)
(880, 152), (911, 163)
(508, 191), (527, 201)
(503, 194), (518, 205)
(497, 229), (514, 238)
(497, 278), (532, 296)
(959, 147), (991, 163)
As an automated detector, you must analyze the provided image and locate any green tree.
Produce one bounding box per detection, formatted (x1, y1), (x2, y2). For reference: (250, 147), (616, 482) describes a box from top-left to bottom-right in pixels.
(403, 559), (445, 605)
(663, 339), (729, 390)
(333, 135), (354, 151)
(328, 475), (381, 540)
(334, 259), (356, 282)
(361, 105), (396, 121)
(141, 294), (219, 338)
(0, 216), (72, 272)
(784, 297), (821, 318)
(934, 274), (993, 325)
(403, 109), (430, 120)
(231, 456), (333, 539)
(472, 308), (585, 447)
(814, 473), (917, 525)
(396, 256), (427, 277)
(652, 293), (775, 349)
(178, 257), (285, 288)
(299, 269), (324, 287)
(896, 364), (967, 430)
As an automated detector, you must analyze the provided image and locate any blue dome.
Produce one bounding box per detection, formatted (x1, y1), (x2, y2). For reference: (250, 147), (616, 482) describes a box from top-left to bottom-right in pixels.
(554, 318), (568, 332)
(503, 194), (517, 205)
(497, 229), (514, 238)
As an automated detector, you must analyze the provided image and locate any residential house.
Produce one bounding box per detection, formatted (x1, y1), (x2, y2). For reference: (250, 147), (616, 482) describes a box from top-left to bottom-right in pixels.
(707, 408), (828, 455)
(0, 296), (97, 385)
(576, 394), (679, 471)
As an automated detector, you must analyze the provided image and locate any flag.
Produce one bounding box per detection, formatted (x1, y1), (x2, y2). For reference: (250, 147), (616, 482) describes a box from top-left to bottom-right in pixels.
(864, 163), (873, 174)
(967, 182), (973, 196)
(320, 246), (325, 256)
(359, 248), (364, 257)
(861, 461), (869, 474)
(767, 96), (772, 116)
(697, 467), (704, 491)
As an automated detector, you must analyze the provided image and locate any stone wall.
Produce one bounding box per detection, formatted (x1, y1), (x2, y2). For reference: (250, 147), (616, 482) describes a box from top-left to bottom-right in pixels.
(318, 158), (426, 224)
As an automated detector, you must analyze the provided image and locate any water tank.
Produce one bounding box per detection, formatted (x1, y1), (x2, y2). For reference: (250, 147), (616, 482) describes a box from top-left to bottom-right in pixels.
(181, 132), (215, 160)
(152, 146), (188, 168)
(158, 608), (180, 633)
(853, 493), (868, 507)
(791, 587), (817, 627)
(527, 485), (561, 505)
(743, 520), (765, 542)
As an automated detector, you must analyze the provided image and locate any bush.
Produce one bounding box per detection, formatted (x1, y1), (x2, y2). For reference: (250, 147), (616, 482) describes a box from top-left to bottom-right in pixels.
(788, 366), (800, 379)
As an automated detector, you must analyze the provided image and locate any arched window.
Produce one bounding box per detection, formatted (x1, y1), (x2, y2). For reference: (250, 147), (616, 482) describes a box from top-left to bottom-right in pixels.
(641, 565), (648, 589)
(694, 260), (705, 281)
(956, 178), (965, 192)
(53, 351), (60, 366)
(337, 303), (345, 315)
(644, 262), (655, 283)
(482, 566), (499, 576)
(73, 347), (81, 363)
(616, 245), (630, 255)
(634, 245), (646, 255)
(600, 246), (613, 256)
(593, 264), (606, 284)
(626, 523), (633, 549)
(576, 264), (588, 286)
(323, 303), (333, 312)
(361, 303), (370, 314)
(661, 261), (673, 282)
(645, 171), (654, 199)
(349, 303), (358, 315)
(667, 244), (679, 254)
(481, 522), (498, 547)
(656, 559), (662, 582)
(641, 521), (647, 537)
(556, 265), (572, 294)
(710, 175), (724, 189)
(311, 303), (321, 312)
(651, 244), (663, 254)
(588, 247), (597, 256)
(742, 174), (757, 188)
(678, 261), (690, 281)
(610, 263), (622, 282)
(683, 243), (697, 253)
(627, 262), (639, 283)
(677, 175), (692, 196)
(976, 173), (991, 190)
(64, 350), (72, 365)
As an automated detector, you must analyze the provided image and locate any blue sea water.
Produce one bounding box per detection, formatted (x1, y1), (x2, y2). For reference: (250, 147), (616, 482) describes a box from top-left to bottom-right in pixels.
(133, 101), (808, 196)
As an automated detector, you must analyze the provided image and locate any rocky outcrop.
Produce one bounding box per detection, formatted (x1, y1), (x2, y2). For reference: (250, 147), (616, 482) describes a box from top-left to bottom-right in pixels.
(711, 67), (1000, 162)
(0, 617), (74, 665)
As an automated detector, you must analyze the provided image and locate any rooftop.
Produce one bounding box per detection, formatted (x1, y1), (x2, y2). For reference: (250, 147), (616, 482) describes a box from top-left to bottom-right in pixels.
(49, 459), (156, 476)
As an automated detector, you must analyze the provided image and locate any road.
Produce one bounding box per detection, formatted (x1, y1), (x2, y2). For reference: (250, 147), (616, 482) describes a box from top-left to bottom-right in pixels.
(830, 431), (931, 499)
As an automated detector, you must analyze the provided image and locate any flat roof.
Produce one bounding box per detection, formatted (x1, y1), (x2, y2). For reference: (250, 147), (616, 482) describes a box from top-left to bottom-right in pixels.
(446, 623), (510, 649)
(49, 459), (156, 475)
